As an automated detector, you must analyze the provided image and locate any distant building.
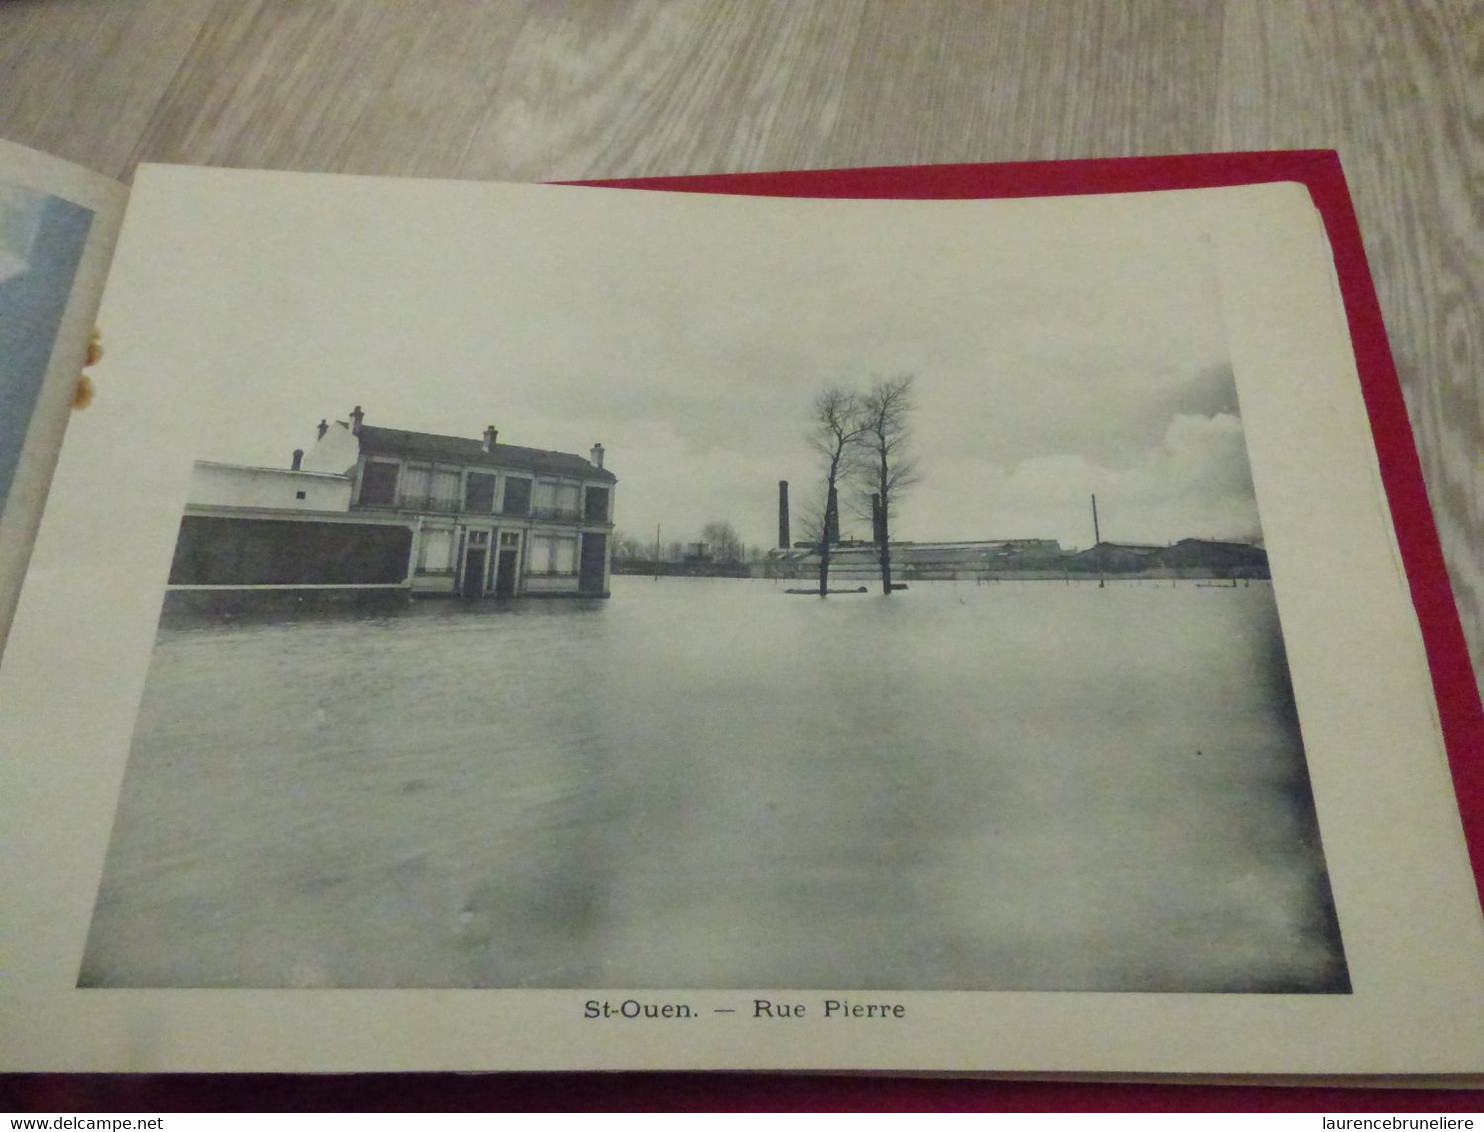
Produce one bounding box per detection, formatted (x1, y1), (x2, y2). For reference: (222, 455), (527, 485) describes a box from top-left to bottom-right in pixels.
(1068, 539), (1268, 578)
(763, 535), (1268, 581)
(1155, 538), (1268, 574)
(765, 538), (1068, 580)
(167, 407), (615, 602)
(1066, 541), (1166, 574)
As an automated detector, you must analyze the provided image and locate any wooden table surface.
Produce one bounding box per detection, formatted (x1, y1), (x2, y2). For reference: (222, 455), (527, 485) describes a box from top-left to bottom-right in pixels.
(2, 0), (1482, 1109)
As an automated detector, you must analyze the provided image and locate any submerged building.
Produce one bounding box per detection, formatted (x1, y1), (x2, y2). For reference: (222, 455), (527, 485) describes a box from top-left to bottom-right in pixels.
(167, 407), (616, 604)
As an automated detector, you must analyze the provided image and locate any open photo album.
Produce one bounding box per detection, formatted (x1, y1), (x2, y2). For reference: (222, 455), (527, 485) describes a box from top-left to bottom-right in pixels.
(0, 139), (1480, 1080)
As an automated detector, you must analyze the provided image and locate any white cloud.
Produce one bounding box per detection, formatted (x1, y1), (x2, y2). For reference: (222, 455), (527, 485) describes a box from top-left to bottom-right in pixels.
(141, 176), (1260, 551)
(942, 413), (1260, 549)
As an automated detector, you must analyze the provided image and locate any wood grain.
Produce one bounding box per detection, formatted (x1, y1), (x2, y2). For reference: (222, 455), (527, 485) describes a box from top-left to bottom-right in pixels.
(0, 0), (1480, 687)
(0, 0), (214, 174)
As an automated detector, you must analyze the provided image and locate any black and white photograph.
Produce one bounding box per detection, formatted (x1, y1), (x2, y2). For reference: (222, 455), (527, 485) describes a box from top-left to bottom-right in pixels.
(74, 177), (1348, 994)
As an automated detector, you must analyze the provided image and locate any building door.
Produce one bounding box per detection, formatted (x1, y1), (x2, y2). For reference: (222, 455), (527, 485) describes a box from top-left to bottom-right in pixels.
(494, 531), (520, 598)
(462, 548), (487, 598)
(579, 533), (607, 594)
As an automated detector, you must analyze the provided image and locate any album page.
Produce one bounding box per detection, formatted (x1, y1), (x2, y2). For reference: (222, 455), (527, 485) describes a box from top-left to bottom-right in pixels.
(2, 165), (1481, 1076)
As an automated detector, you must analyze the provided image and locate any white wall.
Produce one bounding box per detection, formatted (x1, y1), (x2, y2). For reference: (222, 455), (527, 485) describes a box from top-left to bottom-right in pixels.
(299, 420), (360, 475)
(188, 461), (352, 511)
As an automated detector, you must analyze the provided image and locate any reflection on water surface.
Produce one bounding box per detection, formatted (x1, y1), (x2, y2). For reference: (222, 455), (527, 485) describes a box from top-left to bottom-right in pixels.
(82, 576), (1347, 991)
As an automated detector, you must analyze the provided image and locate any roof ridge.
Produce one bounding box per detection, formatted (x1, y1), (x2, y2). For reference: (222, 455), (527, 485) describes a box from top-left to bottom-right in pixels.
(361, 423), (566, 452)
(352, 422), (616, 481)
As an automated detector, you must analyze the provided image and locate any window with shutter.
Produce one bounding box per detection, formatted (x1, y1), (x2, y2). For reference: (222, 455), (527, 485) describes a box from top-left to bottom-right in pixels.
(358, 461), (399, 507)
(503, 477), (531, 515)
(465, 472), (496, 512)
(431, 468), (460, 510)
(584, 486), (609, 522)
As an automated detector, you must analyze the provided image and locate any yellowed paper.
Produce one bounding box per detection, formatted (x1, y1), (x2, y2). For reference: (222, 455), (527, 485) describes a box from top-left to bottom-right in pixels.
(1, 168), (1481, 1076)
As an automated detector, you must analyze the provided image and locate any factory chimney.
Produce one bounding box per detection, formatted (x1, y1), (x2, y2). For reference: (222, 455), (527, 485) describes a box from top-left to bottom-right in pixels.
(778, 480), (790, 549)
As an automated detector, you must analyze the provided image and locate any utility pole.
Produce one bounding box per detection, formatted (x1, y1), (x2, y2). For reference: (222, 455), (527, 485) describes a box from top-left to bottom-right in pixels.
(1092, 494), (1105, 589)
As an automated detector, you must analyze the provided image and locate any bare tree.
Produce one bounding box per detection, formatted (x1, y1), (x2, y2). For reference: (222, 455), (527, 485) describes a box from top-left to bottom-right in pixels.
(700, 520), (745, 564)
(790, 491), (832, 583)
(806, 386), (867, 597)
(609, 529), (646, 563)
(853, 374), (918, 595)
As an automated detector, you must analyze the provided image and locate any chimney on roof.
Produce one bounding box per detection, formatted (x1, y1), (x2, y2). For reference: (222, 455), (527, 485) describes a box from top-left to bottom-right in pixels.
(590, 443), (604, 469)
(350, 405), (364, 434)
(291, 449), (304, 471)
(316, 418), (329, 440)
(483, 425), (498, 452)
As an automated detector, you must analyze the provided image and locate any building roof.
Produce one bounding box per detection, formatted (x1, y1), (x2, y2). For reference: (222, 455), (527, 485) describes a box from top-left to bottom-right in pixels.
(194, 460), (351, 481)
(1072, 541), (1165, 555)
(1170, 537), (1263, 552)
(355, 424), (616, 482)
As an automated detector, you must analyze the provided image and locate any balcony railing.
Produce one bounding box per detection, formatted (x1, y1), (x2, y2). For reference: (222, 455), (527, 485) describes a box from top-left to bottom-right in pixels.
(353, 495), (611, 523)
(395, 493), (462, 514)
(530, 505), (582, 522)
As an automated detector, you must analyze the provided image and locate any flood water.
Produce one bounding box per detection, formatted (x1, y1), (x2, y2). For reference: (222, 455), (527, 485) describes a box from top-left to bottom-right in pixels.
(81, 576), (1348, 991)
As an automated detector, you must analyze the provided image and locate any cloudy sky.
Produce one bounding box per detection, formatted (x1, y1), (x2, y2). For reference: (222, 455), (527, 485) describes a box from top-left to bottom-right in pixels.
(130, 173), (1261, 553)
